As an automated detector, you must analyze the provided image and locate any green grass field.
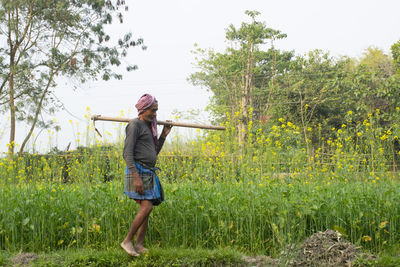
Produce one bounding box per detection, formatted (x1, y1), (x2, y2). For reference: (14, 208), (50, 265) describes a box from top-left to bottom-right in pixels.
(1, 178), (400, 254)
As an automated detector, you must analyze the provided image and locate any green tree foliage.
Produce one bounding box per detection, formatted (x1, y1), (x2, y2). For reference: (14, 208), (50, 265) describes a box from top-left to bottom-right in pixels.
(268, 48), (400, 143)
(339, 48), (399, 129)
(391, 40), (400, 73)
(190, 12), (400, 149)
(359, 46), (394, 76)
(0, 0), (143, 158)
(190, 10), (291, 146)
(271, 51), (350, 144)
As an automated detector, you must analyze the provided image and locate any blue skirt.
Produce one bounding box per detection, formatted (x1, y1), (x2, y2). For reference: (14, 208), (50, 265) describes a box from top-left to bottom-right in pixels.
(124, 162), (164, 206)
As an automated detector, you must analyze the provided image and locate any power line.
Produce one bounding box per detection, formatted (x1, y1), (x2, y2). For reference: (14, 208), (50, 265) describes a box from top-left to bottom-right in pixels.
(83, 69), (370, 86)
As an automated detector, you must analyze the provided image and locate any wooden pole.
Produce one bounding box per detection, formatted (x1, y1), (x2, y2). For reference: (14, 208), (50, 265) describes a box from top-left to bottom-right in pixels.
(91, 115), (226, 130)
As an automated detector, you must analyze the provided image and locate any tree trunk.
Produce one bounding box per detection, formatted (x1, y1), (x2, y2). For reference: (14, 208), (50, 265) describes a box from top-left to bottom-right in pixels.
(7, 8), (16, 161)
(238, 91), (247, 149)
(8, 69), (16, 161)
(246, 45), (254, 109)
(238, 43), (254, 148)
(6, 3), (34, 160)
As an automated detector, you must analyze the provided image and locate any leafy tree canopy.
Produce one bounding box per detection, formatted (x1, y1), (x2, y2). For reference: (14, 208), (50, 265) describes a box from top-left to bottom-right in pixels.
(0, 0), (144, 156)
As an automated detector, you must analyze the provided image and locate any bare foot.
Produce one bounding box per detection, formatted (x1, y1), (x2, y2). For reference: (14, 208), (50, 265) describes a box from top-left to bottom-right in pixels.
(134, 245), (148, 254)
(121, 241), (139, 257)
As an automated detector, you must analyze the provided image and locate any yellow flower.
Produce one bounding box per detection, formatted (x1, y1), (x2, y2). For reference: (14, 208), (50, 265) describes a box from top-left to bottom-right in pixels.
(347, 110), (353, 115)
(362, 235), (372, 242)
(92, 224), (101, 232)
(379, 221), (388, 229)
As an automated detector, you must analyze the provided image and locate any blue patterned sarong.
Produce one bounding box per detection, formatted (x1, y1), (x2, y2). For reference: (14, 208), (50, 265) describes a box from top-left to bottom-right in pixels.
(124, 162), (164, 206)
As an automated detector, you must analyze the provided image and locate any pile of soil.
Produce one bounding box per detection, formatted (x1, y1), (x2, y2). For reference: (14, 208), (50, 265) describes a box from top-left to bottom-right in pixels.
(289, 229), (366, 266)
(243, 229), (374, 266)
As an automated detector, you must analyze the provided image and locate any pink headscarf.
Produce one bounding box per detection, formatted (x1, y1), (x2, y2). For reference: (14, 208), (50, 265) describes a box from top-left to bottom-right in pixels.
(135, 94), (158, 149)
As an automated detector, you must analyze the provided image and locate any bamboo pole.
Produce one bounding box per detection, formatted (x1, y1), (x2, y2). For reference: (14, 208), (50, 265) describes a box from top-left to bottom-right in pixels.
(91, 115), (226, 130)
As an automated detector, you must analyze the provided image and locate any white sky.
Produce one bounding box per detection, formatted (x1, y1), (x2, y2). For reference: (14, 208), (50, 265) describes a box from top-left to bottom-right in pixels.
(1, 0), (400, 153)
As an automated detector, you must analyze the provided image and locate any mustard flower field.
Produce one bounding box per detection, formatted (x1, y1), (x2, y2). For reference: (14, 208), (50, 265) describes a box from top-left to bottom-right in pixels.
(1, 111), (400, 257)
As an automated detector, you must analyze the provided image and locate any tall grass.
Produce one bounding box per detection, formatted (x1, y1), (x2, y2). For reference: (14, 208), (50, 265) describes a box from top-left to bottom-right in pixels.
(1, 179), (399, 255)
(1, 109), (400, 255)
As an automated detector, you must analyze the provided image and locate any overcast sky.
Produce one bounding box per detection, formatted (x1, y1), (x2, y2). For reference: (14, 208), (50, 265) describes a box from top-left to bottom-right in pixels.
(1, 0), (400, 153)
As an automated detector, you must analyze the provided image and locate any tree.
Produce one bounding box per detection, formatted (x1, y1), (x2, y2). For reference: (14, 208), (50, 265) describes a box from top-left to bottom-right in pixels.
(270, 50), (351, 149)
(391, 40), (400, 74)
(359, 46), (394, 76)
(190, 10), (288, 146)
(0, 0), (143, 159)
(274, 48), (400, 145)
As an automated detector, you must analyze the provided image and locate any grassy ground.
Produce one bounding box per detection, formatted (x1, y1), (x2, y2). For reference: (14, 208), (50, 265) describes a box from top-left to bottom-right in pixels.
(1, 247), (400, 267)
(0, 247), (244, 267)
